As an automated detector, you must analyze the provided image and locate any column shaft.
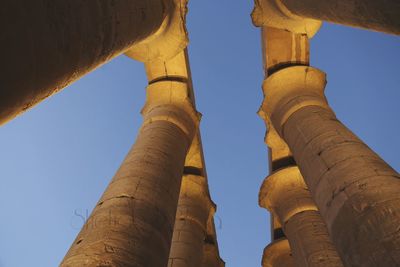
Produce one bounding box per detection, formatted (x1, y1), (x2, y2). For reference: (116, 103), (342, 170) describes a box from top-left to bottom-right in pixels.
(169, 220), (204, 267)
(285, 211), (343, 267)
(0, 0), (184, 125)
(168, 175), (211, 267)
(61, 81), (198, 266)
(262, 66), (400, 266)
(282, 0), (400, 35)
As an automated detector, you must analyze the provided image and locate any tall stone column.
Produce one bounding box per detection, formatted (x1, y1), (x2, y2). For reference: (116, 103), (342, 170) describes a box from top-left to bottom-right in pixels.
(61, 81), (199, 267)
(145, 49), (224, 267)
(1, 0), (188, 125)
(168, 174), (214, 267)
(262, 238), (295, 267)
(259, 165), (344, 267)
(260, 65), (400, 266)
(252, 0), (400, 35)
(257, 26), (343, 267)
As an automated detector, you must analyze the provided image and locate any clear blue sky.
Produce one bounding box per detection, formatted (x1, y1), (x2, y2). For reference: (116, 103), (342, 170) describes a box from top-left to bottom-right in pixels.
(0, 1), (399, 266)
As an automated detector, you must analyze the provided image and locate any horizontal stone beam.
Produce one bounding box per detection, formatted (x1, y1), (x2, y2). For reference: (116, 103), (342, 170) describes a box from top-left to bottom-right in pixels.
(282, 0), (400, 35)
(252, 0), (400, 35)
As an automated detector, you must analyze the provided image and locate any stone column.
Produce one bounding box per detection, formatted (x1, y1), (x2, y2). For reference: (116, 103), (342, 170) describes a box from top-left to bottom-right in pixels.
(1, 0), (188, 125)
(258, 26), (343, 267)
(260, 166), (344, 267)
(168, 174), (213, 267)
(252, 0), (400, 35)
(61, 81), (199, 267)
(260, 65), (400, 266)
(285, 211), (343, 266)
(144, 49), (224, 267)
(262, 238), (295, 267)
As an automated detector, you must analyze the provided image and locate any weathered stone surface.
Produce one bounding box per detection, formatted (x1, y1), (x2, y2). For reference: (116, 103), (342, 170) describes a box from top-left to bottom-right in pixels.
(168, 175), (213, 267)
(262, 65), (400, 266)
(125, 0), (189, 62)
(260, 166), (344, 267)
(259, 27), (309, 77)
(1, 0), (189, 126)
(253, 0), (400, 35)
(61, 81), (199, 267)
(285, 210), (344, 267)
(258, 28), (343, 267)
(260, 167), (318, 223)
(281, 0), (400, 35)
(252, 0), (321, 37)
(149, 50), (224, 267)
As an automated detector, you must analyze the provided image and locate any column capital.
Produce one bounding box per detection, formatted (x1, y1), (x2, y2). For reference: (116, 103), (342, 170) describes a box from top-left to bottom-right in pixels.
(259, 166), (317, 224)
(262, 238), (294, 267)
(142, 81), (200, 140)
(126, 0), (188, 62)
(258, 110), (290, 155)
(261, 66), (329, 137)
(251, 0), (321, 37)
